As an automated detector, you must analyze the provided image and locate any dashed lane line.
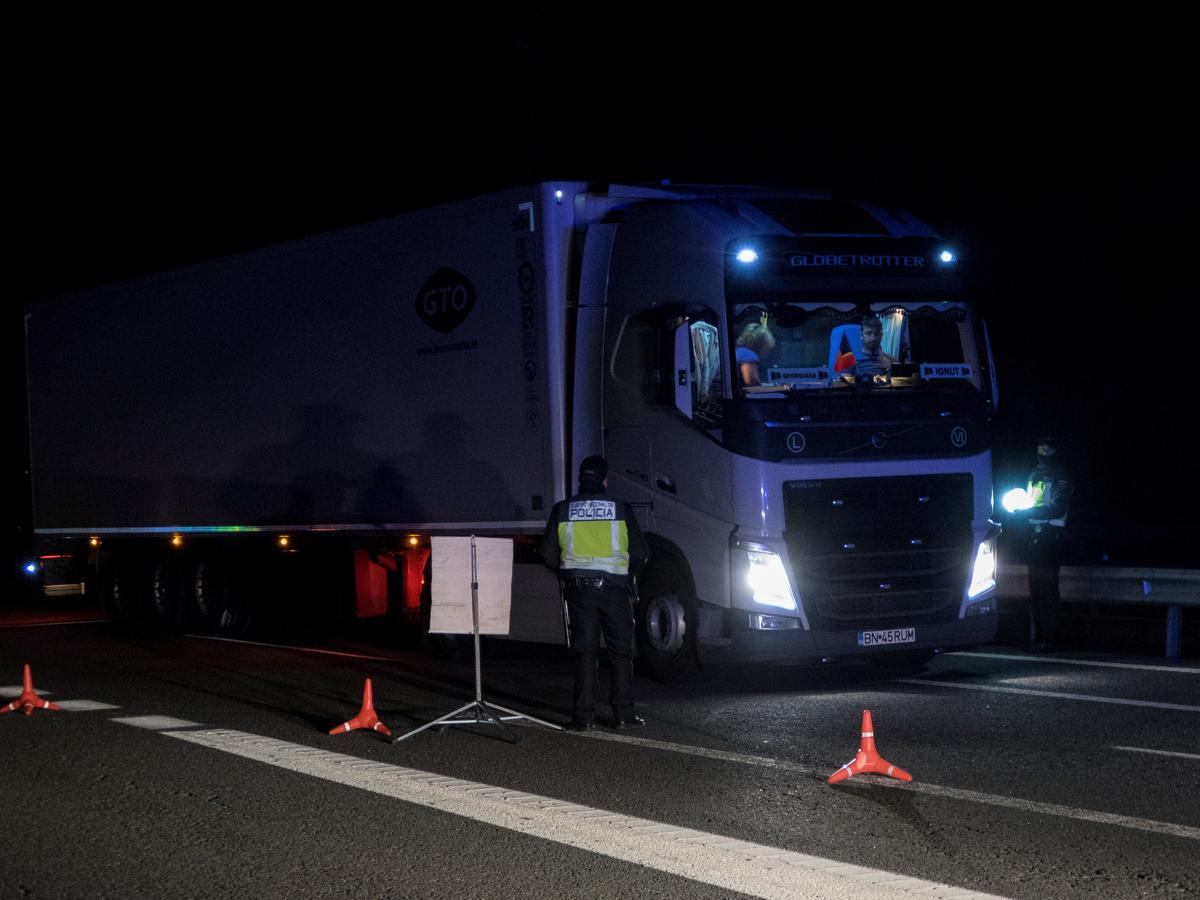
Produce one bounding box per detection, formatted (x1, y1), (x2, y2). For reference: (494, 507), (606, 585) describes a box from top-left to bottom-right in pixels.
(112, 715), (204, 730)
(54, 700), (121, 711)
(1111, 746), (1200, 761)
(187, 634), (410, 663)
(895, 678), (1200, 713)
(0, 688), (119, 711)
(949, 651), (1200, 675)
(0, 618), (110, 628)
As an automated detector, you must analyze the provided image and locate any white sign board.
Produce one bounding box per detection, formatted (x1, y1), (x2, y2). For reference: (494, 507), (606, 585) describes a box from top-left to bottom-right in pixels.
(428, 536), (513, 635)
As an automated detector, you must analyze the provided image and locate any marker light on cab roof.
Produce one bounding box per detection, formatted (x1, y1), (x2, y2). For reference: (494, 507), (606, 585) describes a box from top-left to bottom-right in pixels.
(736, 248), (759, 264)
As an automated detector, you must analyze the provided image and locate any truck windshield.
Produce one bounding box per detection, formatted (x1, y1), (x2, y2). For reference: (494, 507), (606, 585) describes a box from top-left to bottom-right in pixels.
(731, 301), (982, 395)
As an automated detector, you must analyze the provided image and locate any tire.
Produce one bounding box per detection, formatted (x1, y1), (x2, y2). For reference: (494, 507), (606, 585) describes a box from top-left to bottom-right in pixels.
(102, 555), (144, 624)
(83, 556), (103, 612)
(191, 556), (254, 638)
(635, 559), (699, 680)
(148, 556), (188, 632)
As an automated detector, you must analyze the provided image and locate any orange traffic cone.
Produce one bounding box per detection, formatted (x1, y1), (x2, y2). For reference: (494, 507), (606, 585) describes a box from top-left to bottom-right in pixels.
(827, 709), (912, 784)
(0, 664), (61, 716)
(328, 678), (391, 737)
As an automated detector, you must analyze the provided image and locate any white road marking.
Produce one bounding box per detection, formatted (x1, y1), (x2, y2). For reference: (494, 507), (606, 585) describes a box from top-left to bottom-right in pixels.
(579, 732), (1200, 841)
(896, 678), (1200, 713)
(843, 779), (1200, 841)
(592, 731), (828, 773)
(2, 689), (121, 711)
(1111, 746), (1200, 761)
(55, 700), (121, 711)
(950, 651), (1200, 675)
(163, 726), (1005, 900)
(187, 634), (408, 663)
(113, 715), (204, 729)
(0, 619), (110, 628)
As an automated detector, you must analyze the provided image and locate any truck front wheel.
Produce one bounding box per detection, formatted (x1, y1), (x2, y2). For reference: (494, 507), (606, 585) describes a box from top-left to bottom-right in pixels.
(635, 561), (698, 680)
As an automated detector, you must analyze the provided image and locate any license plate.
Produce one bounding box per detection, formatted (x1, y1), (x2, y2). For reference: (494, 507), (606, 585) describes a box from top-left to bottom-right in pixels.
(858, 627), (916, 647)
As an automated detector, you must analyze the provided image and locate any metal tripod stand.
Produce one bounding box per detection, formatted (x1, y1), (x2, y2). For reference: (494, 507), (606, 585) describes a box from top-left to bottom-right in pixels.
(393, 536), (561, 743)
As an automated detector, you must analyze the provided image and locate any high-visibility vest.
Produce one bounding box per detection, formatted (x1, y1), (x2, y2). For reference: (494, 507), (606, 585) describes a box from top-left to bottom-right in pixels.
(558, 499), (631, 575)
(1027, 477), (1068, 527)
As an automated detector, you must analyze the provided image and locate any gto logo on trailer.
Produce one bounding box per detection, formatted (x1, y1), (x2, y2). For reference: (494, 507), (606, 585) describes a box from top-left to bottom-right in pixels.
(417, 268), (476, 334)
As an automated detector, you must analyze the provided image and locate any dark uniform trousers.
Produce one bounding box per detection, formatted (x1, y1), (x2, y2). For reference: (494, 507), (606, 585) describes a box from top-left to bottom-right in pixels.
(566, 577), (635, 721)
(1028, 525), (1063, 644)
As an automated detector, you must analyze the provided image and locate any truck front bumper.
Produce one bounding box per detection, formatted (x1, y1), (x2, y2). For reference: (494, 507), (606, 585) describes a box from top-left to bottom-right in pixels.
(721, 608), (998, 665)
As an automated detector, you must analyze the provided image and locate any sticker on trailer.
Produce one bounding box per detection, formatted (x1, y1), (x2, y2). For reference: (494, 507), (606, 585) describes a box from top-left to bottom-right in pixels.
(858, 627), (916, 647)
(920, 363), (973, 379)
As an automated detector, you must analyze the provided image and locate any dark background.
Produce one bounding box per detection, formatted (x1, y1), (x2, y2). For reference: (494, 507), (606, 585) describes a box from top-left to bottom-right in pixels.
(9, 19), (1196, 582)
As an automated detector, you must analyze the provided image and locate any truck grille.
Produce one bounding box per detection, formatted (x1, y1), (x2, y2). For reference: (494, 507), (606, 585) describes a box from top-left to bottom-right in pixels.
(783, 474), (973, 628)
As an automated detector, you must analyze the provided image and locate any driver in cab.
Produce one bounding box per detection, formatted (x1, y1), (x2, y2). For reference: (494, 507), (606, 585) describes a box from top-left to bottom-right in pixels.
(854, 315), (895, 380)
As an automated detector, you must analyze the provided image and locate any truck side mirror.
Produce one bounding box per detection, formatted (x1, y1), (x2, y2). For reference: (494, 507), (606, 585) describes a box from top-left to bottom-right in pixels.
(673, 321), (693, 419)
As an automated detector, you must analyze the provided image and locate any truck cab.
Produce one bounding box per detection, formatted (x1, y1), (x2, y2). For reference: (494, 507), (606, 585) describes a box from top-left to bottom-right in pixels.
(578, 188), (999, 675)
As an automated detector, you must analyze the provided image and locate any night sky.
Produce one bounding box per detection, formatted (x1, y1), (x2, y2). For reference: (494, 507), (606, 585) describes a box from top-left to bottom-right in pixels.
(10, 20), (1196, 571)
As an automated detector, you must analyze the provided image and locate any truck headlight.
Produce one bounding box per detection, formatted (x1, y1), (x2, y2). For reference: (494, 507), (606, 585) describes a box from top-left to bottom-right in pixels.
(746, 548), (798, 611)
(967, 538), (996, 600)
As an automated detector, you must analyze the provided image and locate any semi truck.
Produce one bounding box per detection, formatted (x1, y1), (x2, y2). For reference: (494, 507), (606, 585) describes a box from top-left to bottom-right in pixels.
(24, 182), (1000, 675)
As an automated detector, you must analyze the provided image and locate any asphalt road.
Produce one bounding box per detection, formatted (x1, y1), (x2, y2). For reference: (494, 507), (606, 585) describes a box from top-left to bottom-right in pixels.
(2, 620), (1197, 899)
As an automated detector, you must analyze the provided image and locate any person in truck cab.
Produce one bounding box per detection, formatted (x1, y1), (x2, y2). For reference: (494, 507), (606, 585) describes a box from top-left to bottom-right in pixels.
(736, 322), (776, 387)
(855, 315), (896, 378)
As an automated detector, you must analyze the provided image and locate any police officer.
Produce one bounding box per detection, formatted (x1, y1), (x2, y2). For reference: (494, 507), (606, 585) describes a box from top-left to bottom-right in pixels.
(1022, 436), (1072, 652)
(540, 455), (649, 730)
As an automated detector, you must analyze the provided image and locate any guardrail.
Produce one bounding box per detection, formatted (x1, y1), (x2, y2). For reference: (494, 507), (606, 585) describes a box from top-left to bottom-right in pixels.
(997, 564), (1198, 658)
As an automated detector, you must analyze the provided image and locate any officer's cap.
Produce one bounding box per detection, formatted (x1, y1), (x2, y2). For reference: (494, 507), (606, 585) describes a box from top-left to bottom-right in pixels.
(579, 455), (608, 483)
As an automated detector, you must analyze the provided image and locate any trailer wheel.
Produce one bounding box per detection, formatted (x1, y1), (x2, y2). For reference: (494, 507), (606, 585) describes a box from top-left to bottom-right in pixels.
(102, 556), (143, 624)
(149, 557), (188, 632)
(636, 560), (698, 680)
(192, 557), (254, 638)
